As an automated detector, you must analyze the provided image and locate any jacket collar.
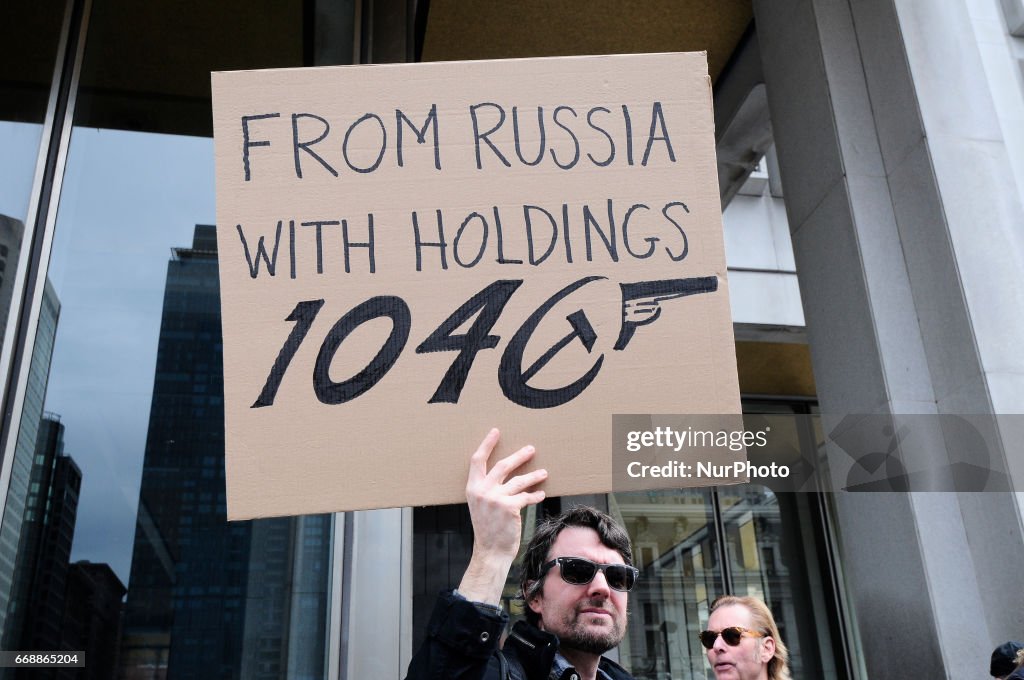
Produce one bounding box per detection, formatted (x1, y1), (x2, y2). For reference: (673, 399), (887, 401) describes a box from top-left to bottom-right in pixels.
(505, 620), (559, 679)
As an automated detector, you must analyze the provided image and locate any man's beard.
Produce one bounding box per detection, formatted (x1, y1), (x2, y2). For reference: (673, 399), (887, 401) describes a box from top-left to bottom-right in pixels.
(556, 600), (626, 655)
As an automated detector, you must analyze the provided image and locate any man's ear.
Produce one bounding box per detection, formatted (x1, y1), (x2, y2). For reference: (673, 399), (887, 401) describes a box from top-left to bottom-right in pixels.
(525, 581), (543, 614)
(760, 636), (776, 663)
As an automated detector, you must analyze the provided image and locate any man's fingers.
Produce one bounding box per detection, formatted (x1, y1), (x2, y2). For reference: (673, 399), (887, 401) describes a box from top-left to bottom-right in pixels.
(511, 489), (546, 508)
(487, 444), (537, 482)
(468, 428), (501, 483)
(501, 469), (548, 495)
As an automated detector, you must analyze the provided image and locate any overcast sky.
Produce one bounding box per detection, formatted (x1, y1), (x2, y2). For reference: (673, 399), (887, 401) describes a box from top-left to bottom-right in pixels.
(2, 121), (214, 585)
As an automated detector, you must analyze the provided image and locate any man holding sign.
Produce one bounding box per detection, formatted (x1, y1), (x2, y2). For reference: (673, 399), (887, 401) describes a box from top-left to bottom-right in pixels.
(405, 429), (638, 680)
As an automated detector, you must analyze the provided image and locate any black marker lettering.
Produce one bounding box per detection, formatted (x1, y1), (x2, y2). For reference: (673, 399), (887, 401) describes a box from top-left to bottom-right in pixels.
(241, 113), (280, 181)
(396, 105), (441, 170)
(236, 221), (283, 278)
(289, 220), (297, 279)
(416, 280), (522, 403)
(470, 103), (511, 169)
(622, 105), (634, 166)
(342, 214), (376, 274)
(512, 106), (546, 166)
(313, 296), (411, 404)
(662, 201), (689, 261)
(252, 299), (325, 407)
(291, 113), (338, 179)
(453, 212), (488, 269)
(412, 210), (449, 272)
(550, 106), (581, 170)
(302, 220), (340, 274)
(585, 107), (615, 167)
(622, 204), (656, 259)
(561, 203), (573, 264)
(493, 206), (523, 265)
(343, 113), (387, 174)
(499, 276), (605, 409)
(642, 102), (676, 166)
(523, 205), (558, 266)
(583, 199), (619, 262)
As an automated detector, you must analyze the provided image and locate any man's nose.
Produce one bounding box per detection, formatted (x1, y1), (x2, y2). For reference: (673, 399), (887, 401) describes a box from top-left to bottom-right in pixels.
(587, 569), (612, 597)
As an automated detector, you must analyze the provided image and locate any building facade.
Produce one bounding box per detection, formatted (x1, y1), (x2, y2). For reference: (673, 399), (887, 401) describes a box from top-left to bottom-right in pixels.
(0, 1), (1021, 679)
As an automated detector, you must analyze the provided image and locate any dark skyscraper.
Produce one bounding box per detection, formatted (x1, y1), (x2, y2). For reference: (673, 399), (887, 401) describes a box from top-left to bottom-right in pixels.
(0, 253), (61, 645)
(61, 561), (127, 680)
(21, 431), (82, 654)
(119, 225), (250, 679)
(119, 225), (331, 680)
(0, 413), (89, 680)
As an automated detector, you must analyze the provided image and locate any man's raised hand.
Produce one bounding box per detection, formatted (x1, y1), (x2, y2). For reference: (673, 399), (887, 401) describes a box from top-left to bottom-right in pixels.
(458, 428), (547, 605)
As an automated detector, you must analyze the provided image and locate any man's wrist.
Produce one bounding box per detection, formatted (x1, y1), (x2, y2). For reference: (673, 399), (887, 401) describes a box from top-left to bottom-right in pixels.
(457, 552), (515, 605)
(453, 589), (504, 614)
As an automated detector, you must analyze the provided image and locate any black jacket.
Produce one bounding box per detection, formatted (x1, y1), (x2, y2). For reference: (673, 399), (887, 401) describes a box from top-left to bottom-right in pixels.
(404, 590), (635, 680)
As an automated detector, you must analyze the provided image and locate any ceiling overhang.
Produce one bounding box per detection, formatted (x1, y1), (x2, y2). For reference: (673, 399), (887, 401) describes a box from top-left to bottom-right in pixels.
(421, 0), (753, 84)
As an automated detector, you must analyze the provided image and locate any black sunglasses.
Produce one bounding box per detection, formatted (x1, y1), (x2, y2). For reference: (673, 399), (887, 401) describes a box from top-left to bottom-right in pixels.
(698, 626), (766, 649)
(538, 557), (639, 592)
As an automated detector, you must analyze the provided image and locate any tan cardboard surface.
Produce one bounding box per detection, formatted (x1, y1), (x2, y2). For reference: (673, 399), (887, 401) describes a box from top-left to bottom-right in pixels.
(212, 53), (742, 519)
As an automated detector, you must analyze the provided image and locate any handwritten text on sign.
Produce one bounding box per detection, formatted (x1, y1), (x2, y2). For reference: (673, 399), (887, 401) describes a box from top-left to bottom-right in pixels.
(212, 54), (743, 519)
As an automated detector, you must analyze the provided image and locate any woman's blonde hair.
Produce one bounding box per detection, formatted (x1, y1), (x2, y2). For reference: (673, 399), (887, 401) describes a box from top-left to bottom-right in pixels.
(710, 595), (792, 680)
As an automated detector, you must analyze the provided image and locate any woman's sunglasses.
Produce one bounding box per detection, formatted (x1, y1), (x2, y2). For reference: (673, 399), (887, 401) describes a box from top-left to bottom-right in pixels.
(538, 557), (639, 592)
(698, 626), (766, 649)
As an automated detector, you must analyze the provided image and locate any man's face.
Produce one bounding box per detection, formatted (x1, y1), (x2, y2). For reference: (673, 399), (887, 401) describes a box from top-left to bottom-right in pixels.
(705, 604), (775, 680)
(527, 526), (628, 655)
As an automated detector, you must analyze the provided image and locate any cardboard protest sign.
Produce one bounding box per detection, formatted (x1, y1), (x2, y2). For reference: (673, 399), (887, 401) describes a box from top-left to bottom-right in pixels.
(212, 53), (743, 520)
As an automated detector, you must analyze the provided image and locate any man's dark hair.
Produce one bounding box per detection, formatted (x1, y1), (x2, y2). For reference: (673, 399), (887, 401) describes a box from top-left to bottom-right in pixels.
(519, 505), (633, 626)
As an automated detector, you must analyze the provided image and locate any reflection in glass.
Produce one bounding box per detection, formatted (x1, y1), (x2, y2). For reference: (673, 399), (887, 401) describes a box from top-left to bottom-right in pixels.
(0, 124), (42, 230)
(412, 503), (539, 642)
(0, 0), (66, 354)
(0, 279), (61, 655)
(0, 212), (27, 339)
(608, 406), (846, 680)
(112, 226), (332, 679)
(412, 505), (475, 643)
(717, 486), (840, 680)
(1, 1), (332, 676)
(0, 128), (332, 675)
(16, 414), (81, 653)
(614, 489), (723, 680)
(0, 3), (66, 635)
(117, 225), (244, 676)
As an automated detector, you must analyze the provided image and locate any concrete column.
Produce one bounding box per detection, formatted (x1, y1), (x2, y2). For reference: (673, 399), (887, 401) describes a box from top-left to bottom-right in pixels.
(342, 508), (413, 679)
(752, 0), (1024, 676)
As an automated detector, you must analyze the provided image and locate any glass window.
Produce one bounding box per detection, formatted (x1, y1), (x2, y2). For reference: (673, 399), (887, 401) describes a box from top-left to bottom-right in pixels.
(615, 403), (846, 680)
(0, 1), (343, 677)
(613, 489), (724, 679)
(412, 501), (542, 646)
(714, 486), (842, 680)
(0, 1), (70, 662)
(0, 1), (66, 490)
